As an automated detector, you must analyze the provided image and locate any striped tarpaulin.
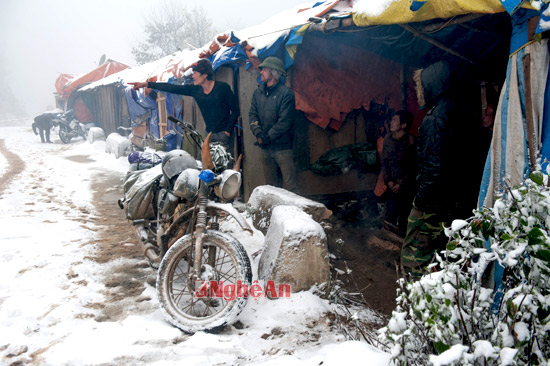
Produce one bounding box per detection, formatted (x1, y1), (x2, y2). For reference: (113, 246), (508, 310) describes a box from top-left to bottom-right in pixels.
(478, 39), (549, 208)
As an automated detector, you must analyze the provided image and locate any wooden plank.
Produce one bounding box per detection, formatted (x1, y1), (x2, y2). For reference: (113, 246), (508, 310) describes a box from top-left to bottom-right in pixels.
(157, 92), (167, 137)
(239, 64), (267, 200)
(522, 53), (537, 171)
(214, 66), (237, 155)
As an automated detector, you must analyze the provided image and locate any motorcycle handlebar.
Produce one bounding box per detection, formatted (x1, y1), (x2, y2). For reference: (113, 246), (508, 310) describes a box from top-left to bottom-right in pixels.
(167, 116), (193, 130)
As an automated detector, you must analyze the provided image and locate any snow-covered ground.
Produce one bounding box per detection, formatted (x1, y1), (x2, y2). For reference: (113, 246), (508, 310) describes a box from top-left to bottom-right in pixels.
(0, 121), (390, 366)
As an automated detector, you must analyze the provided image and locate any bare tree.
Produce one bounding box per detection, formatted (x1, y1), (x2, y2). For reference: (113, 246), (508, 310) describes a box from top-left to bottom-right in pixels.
(131, 0), (215, 65)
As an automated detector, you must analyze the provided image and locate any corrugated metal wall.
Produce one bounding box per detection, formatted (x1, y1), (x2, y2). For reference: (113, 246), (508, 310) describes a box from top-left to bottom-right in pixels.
(82, 85), (129, 135)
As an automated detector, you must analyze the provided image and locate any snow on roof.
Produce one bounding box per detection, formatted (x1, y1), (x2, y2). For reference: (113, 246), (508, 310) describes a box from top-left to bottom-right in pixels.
(79, 1), (350, 91)
(235, 1), (344, 56)
(80, 49), (200, 91)
(352, 0), (398, 17)
(60, 60), (130, 100)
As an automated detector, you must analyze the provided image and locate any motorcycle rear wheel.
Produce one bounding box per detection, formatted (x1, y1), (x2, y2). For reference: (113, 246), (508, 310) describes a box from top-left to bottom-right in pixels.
(156, 230), (252, 333)
(59, 125), (71, 144)
(78, 126), (87, 141)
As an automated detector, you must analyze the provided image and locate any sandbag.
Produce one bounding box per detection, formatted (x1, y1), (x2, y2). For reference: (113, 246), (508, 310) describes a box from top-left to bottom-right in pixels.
(123, 165), (163, 220)
(311, 142), (377, 176)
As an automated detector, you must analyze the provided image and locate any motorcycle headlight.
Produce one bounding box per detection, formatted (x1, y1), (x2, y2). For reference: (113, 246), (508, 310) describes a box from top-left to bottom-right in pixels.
(173, 169), (200, 200)
(214, 170), (241, 201)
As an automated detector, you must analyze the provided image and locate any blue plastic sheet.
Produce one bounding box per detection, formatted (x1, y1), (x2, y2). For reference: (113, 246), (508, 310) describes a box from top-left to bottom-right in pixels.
(211, 44), (248, 72)
(500, 0), (526, 15)
(165, 131), (179, 151)
(539, 41), (550, 170)
(410, 0), (428, 11)
(509, 8), (540, 54)
(125, 87), (151, 122)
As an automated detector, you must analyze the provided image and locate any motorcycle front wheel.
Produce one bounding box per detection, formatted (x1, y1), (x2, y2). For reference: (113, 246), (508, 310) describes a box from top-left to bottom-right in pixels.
(59, 125), (71, 144)
(156, 230), (252, 333)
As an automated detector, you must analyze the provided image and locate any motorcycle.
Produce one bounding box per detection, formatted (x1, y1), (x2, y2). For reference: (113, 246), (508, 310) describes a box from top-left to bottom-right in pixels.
(119, 118), (252, 333)
(52, 110), (87, 144)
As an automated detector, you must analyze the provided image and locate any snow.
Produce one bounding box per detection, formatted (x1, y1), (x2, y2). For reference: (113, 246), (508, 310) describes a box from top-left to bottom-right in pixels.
(271, 205), (326, 241)
(0, 123), (390, 365)
(514, 322), (530, 342)
(79, 1), (356, 91)
(473, 340), (497, 359)
(387, 311), (407, 333)
(81, 49), (200, 90)
(429, 344), (469, 366)
(105, 132), (132, 158)
(540, 5), (550, 31)
(500, 347), (519, 365)
(451, 219), (468, 231)
(353, 0), (399, 17)
(235, 2), (338, 55)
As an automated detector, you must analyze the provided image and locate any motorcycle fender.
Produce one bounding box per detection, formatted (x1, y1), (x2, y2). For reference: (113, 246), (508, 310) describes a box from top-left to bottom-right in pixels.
(206, 201), (253, 234)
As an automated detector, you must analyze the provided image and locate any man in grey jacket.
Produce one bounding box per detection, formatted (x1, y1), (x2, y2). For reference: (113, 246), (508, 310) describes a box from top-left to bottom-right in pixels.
(249, 57), (297, 192)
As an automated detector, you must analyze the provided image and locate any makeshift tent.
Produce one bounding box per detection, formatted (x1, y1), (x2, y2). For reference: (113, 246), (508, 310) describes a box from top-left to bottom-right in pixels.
(479, 8), (550, 207)
(54, 73), (76, 97)
(67, 0), (550, 203)
(59, 59), (130, 102)
(55, 59), (131, 131)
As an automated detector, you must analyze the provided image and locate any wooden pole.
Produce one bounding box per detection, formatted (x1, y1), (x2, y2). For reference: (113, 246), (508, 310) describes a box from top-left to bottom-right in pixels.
(400, 24), (475, 65)
(522, 53), (537, 171)
(157, 92), (167, 138)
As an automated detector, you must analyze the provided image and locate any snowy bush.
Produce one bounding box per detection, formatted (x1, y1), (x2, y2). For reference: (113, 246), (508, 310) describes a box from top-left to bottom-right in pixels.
(380, 171), (550, 365)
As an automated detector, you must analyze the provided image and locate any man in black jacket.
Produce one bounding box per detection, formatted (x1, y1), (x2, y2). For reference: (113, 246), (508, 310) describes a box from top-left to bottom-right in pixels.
(33, 112), (54, 143)
(401, 61), (476, 278)
(249, 57), (297, 192)
(130, 59), (239, 147)
(382, 110), (416, 236)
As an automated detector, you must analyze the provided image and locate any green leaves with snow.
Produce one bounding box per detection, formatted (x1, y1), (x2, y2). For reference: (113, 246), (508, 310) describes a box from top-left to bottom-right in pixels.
(380, 169), (550, 365)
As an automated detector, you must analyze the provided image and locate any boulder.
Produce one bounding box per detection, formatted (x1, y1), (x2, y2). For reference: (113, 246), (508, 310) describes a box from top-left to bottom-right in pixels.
(247, 185), (332, 234)
(87, 127), (105, 143)
(258, 205), (330, 295)
(105, 132), (131, 158)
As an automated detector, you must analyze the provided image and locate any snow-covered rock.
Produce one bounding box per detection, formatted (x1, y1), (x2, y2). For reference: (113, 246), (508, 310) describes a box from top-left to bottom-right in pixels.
(258, 205), (330, 294)
(247, 185), (332, 234)
(105, 132), (131, 158)
(87, 127), (105, 144)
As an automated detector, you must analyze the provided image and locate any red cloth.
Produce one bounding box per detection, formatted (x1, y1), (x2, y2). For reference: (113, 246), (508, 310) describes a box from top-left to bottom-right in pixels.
(55, 73), (75, 96)
(292, 37), (402, 131)
(60, 60), (130, 101)
(72, 97), (94, 123)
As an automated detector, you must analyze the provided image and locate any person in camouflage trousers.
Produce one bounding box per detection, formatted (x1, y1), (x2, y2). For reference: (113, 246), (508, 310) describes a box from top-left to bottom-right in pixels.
(401, 61), (477, 279)
(401, 208), (448, 278)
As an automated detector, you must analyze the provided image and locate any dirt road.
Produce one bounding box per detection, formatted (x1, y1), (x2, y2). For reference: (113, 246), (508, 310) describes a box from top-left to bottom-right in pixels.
(0, 138), (156, 327)
(0, 139), (25, 195)
(0, 136), (399, 321)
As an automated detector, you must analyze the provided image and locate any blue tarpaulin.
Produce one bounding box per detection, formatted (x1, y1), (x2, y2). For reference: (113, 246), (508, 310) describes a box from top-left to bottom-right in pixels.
(500, 0), (527, 15)
(125, 88), (154, 123)
(477, 9), (550, 313)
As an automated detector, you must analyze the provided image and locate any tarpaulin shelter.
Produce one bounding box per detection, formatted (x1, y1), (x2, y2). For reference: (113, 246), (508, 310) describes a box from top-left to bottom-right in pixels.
(79, 51), (200, 137)
(477, 6), (550, 208)
(70, 0), (550, 203)
(55, 60), (130, 127)
(59, 59), (130, 102)
(222, 0), (548, 202)
(54, 73), (76, 98)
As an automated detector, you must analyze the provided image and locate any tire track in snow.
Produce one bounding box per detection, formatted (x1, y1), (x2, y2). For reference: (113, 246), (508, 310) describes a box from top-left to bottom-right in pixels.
(0, 139), (26, 197)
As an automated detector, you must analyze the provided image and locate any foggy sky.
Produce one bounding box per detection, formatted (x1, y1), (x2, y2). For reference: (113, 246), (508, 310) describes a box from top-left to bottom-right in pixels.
(0, 0), (306, 120)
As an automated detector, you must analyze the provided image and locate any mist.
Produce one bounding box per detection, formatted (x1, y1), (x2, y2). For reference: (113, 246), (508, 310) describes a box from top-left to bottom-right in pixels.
(0, 0), (307, 122)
